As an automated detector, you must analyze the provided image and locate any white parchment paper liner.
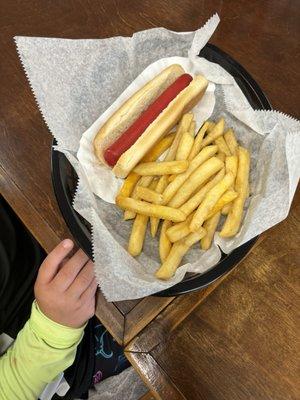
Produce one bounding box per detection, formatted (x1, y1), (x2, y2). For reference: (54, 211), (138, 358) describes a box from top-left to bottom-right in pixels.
(15, 14), (300, 301)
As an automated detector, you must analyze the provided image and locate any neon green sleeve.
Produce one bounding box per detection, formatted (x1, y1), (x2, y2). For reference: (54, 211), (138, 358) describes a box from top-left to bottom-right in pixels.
(0, 301), (85, 400)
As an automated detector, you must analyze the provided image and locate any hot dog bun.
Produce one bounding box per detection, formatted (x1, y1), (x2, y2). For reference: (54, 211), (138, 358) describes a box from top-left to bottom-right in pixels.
(113, 75), (208, 178)
(94, 64), (185, 165)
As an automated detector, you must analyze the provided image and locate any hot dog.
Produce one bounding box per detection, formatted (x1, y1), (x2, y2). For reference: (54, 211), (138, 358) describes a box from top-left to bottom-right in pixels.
(104, 73), (193, 166)
(94, 64), (208, 178)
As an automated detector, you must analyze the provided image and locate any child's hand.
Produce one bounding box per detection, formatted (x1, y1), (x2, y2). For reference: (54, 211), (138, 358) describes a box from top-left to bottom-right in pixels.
(34, 239), (97, 328)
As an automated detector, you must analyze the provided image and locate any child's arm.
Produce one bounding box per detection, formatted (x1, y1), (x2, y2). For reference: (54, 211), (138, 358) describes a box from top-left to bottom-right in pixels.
(0, 239), (97, 400)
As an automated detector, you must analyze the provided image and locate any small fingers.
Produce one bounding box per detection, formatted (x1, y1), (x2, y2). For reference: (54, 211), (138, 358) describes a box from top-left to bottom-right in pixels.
(80, 278), (98, 303)
(53, 249), (90, 291)
(37, 239), (74, 284)
(67, 260), (95, 298)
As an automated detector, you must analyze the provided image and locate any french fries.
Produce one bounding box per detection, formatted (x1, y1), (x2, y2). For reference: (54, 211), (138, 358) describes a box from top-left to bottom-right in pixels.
(115, 116), (251, 281)
(221, 203), (231, 215)
(142, 133), (175, 162)
(122, 133), (175, 219)
(117, 172), (140, 199)
(201, 212), (221, 250)
(166, 113), (193, 161)
(124, 175), (154, 220)
(166, 212), (195, 243)
(215, 136), (231, 156)
(221, 155), (238, 215)
(155, 228), (206, 280)
(216, 152), (226, 162)
(189, 120), (196, 136)
(220, 147), (250, 237)
(136, 186), (163, 203)
(188, 121), (210, 160)
(176, 124), (195, 161)
(225, 155), (238, 178)
(199, 118), (224, 148)
(128, 178), (160, 257)
(116, 196), (187, 222)
(128, 214), (148, 256)
(150, 175), (169, 237)
(134, 160), (188, 176)
(206, 121), (216, 132)
(162, 145), (218, 205)
(159, 219), (173, 262)
(224, 129), (238, 155)
(147, 116), (191, 235)
(168, 157), (224, 208)
(190, 172), (234, 232)
(179, 168), (225, 215)
(206, 190), (238, 219)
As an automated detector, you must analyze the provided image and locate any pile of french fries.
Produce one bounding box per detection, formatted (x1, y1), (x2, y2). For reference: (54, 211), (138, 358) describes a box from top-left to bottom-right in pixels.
(116, 113), (250, 280)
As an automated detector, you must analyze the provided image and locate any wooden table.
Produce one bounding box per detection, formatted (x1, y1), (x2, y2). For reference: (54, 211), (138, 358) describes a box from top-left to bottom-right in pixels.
(0, 1), (299, 399)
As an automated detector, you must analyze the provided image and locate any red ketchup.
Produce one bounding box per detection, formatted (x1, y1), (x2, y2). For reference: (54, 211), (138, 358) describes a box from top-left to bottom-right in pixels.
(104, 73), (193, 166)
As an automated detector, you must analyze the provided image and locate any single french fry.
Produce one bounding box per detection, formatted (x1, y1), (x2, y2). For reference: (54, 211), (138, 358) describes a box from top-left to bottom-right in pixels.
(199, 118), (225, 149)
(189, 120), (196, 136)
(159, 219), (173, 262)
(142, 133), (175, 162)
(225, 155), (238, 178)
(188, 121), (210, 160)
(155, 228), (206, 280)
(215, 136), (231, 156)
(190, 172), (234, 232)
(116, 196), (187, 222)
(168, 157), (224, 208)
(175, 131), (194, 161)
(206, 121), (216, 132)
(136, 186), (163, 203)
(201, 212), (221, 250)
(216, 152), (226, 162)
(127, 181), (159, 255)
(221, 203), (231, 215)
(128, 214), (148, 257)
(173, 121), (195, 178)
(134, 160), (188, 176)
(165, 113), (193, 161)
(116, 172), (140, 200)
(124, 210), (135, 221)
(184, 228), (207, 247)
(219, 155), (238, 214)
(224, 128), (238, 155)
(166, 212), (195, 242)
(220, 155), (239, 215)
(206, 190), (238, 219)
(220, 147), (250, 237)
(150, 175), (169, 237)
(162, 145), (218, 205)
(179, 168), (225, 215)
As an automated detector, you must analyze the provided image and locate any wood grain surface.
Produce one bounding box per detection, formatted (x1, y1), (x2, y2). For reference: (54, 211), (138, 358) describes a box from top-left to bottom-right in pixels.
(0, 1), (299, 398)
(126, 236), (265, 352)
(138, 392), (156, 400)
(127, 352), (185, 400)
(131, 189), (300, 399)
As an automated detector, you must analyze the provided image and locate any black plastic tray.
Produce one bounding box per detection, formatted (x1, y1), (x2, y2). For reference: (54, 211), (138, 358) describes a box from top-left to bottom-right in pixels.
(51, 43), (271, 297)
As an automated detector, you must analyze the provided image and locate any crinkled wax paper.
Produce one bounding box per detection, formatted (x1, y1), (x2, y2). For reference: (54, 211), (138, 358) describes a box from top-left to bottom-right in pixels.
(15, 14), (300, 301)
